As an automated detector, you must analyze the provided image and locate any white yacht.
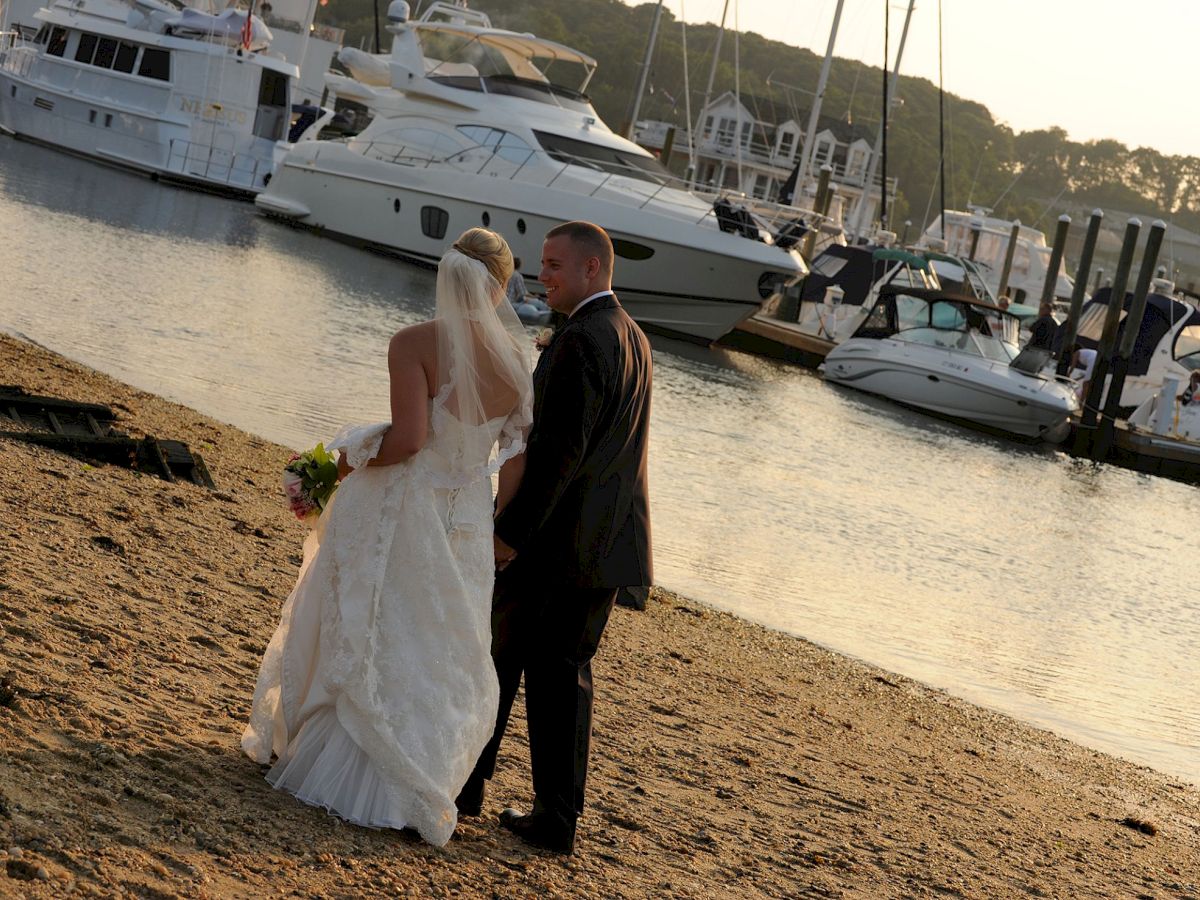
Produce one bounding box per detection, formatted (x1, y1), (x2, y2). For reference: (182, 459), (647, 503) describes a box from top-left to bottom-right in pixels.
(0, 0), (338, 195)
(918, 209), (1073, 305)
(822, 286), (1079, 441)
(254, 1), (806, 344)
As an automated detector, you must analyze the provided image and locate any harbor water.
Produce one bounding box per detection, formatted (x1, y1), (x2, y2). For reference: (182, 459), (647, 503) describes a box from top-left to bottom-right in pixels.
(2, 140), (1197, 786)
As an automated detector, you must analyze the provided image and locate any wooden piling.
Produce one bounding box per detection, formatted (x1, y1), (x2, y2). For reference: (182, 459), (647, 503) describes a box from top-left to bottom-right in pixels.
(1040, 214), (1071, 307)
(1074, 217), (1141, 455)
(1056, 210), (1104, 375)
(997, 220), (1021, 300)
(1094, 220), (1167, 458)
(661, 126), (676, 169)
(800, 165), (834, 262)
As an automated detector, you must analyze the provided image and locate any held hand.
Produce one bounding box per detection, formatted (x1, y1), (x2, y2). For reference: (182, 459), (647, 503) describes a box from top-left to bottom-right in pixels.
(337, 451), (354, 482)
(494, 534), (517, 570)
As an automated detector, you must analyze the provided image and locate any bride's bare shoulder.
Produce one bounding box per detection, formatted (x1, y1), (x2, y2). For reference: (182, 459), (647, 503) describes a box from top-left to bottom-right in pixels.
(388, 321), (439, 354)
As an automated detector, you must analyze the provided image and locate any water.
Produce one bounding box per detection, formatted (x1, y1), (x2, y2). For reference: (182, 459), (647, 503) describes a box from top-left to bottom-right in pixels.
(2, 140), (1197, 785)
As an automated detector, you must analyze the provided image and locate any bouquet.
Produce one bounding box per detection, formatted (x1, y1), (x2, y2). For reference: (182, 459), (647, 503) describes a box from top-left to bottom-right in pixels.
(282, 443), (339, 521)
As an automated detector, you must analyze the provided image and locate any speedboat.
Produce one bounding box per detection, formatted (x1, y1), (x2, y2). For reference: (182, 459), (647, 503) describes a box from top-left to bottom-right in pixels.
(725, 244), (939, 365)
(1069, 283), (1200, 415)
(254, 1), (805, 344)
(822, 285), (1079, 441)
(0, 0), (339, 195)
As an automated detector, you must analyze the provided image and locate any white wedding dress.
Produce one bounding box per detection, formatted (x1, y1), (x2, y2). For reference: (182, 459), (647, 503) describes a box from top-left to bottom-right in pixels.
(242, 392), (525, 846)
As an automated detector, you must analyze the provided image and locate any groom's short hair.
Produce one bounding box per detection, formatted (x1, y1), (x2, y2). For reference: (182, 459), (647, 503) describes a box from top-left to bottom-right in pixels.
(547, 221), (614, 278)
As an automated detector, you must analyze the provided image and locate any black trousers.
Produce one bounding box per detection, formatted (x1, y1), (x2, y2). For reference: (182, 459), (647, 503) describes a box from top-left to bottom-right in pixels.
(469, 575), (618, 832)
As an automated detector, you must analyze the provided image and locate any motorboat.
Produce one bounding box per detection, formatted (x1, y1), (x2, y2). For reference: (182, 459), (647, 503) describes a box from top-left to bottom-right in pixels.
(1070, 283), (1200, 415)
(1113, 372), (1200, 483)
(0, 0), (339, 195)
(723, 244), (939, 365)
(917, 209), (1073, 305)
(821, 285), (1079, 441)
(253, 1), (806, 344)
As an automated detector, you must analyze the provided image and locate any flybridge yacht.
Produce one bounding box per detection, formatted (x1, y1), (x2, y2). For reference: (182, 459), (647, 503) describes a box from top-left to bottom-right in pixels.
(822, 286), (1079, 441)
(0, 0), (338, 195)
(254, 1), (806, 343)
(918, 210), (1074, 305)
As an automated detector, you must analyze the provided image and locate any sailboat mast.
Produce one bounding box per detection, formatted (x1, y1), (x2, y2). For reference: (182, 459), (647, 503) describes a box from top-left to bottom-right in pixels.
(625, 0), (666, 139)
(938, 0), (946, 238)
(691, 0), (730, 189)
(849, 0), (916, 244)
(880, 0), (889, 233)
(794, 0), (845, 206)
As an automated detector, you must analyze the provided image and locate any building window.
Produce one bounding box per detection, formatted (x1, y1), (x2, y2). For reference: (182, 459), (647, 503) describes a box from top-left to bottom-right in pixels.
(778, 131), (795, 159)
(814, 138), (833, 165)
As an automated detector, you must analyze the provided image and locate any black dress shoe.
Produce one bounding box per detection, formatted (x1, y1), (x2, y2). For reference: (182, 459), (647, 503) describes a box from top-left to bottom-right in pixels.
(455, 775), (485, 817)
(498, 808), (576, 854)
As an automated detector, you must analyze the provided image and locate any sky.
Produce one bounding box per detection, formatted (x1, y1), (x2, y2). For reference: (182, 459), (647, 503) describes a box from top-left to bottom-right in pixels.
(633, 0), (1200, 159)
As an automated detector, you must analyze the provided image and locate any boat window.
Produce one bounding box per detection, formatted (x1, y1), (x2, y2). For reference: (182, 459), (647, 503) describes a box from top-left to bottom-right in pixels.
(455, 125), (535, 165)
(894, 293), (928, 330)
(33, 25), (48, 44)
(420, 205), (449, 240)
(810, 255), (847, 278)
(254, 69), (289, 141)
(532, 130), (671, 185)
(375, 126), (466, 161)
(74, 32), (98, 64)
(138, 47), (170, 81)
(1076, 302), (1123, 341)
(930, 301), (967, 330)
(1175, 325), (1200, 371)
(46, 27), (67, 56)
(93, 37), (118, 69)
(114, 42), (138, 74)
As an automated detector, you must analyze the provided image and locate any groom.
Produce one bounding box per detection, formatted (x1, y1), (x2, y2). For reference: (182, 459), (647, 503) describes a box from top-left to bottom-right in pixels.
(459, 220), (653, 854)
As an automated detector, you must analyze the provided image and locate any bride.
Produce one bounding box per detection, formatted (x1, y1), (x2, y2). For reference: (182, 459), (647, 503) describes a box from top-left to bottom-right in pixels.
(242, 228), (533, 846)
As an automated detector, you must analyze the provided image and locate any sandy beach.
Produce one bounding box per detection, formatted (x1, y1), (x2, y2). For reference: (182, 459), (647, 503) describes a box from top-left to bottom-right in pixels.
(1, 331), (1199, 899)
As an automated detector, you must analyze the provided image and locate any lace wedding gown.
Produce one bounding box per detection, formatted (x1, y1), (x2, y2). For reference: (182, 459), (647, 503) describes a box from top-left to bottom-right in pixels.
(242, 396), (524, 846)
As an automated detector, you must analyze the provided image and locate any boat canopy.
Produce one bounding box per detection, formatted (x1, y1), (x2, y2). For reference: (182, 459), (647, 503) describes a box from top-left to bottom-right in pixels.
(871, 248), (931, 271)
(1072, 289), (1200, 376)
(852, 286), (1021, 360)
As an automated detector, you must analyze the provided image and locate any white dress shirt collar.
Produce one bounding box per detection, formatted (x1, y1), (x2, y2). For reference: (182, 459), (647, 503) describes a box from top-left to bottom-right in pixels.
(569, 290), (614, 318)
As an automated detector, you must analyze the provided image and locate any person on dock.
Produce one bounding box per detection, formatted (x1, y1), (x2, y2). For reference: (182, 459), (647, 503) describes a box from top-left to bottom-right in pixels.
(1182, 370), (1200, 406)
(1068, 343), (1098, 404)
(1025, 302), (1057, 352)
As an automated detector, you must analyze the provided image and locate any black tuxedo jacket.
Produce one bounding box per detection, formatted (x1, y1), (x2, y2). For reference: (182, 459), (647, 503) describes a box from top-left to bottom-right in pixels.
(494, 293), (653, 588)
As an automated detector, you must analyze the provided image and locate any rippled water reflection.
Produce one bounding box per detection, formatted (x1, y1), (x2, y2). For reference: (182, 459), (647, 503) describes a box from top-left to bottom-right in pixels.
(2, 140), (1196, 785)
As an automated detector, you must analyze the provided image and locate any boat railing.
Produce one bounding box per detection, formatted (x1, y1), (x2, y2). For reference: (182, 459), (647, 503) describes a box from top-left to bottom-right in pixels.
(348, 138), (732, 224)
(0, 38), (35, 77)
(166, 138), (267, 189)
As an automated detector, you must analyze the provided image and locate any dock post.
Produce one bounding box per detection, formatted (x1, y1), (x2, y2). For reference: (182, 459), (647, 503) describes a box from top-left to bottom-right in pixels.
(661, 126), (676, 169)
(967, 220), (982, 262)
(1056, 210), (1104, 374)
(1095, 220), (1167, 457)
(1093, 267), (1106, 293)
(800, 165), (834, 262)
(1039, 214), (1071, 307)
(1074, 217), (1140, 456)
(996, 219), (1021, 300)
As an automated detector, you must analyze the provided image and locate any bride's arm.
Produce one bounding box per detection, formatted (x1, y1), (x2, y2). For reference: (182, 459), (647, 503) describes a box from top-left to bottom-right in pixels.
(495, 451), (525, 514)
(367, 327), (432, 467)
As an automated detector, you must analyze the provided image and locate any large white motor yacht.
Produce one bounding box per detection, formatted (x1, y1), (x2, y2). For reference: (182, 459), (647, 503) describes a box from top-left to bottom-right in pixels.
(254, 1), (806, 343)
(822, 286), (1079, 441)
(0, 0), (337, 195)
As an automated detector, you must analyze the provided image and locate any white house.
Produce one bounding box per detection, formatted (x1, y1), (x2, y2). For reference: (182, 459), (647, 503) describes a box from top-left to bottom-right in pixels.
(636, 91), (894, 229)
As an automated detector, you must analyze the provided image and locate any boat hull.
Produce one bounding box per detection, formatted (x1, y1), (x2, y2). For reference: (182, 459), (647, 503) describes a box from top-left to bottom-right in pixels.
(823, 339), (1077, 441)
(256, 143), (795, 343)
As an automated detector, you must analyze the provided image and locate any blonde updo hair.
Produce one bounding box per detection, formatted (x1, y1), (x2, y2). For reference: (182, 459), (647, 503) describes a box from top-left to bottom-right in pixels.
(451, 227), (514, 289)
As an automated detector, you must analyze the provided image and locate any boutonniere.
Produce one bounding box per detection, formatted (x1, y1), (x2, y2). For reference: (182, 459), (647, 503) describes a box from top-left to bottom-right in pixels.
(534, 327), (555, 352)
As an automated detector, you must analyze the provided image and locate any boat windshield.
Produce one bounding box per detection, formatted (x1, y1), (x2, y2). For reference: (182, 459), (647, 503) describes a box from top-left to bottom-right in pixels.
(417, 27), (595, 112)
(890, 294), (1018, 362)
(532, 131), (674, 185)
(1176, 324), (1200, 371)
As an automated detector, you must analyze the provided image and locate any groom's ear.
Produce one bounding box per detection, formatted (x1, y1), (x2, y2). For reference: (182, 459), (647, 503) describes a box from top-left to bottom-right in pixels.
(585, 255), (601, 279)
